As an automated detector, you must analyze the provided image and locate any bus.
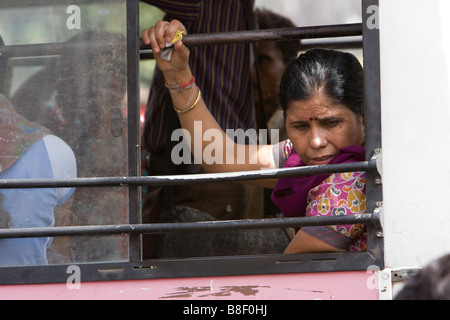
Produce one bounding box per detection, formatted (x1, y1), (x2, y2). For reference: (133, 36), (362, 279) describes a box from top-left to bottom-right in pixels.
(0, 0), (447, 301)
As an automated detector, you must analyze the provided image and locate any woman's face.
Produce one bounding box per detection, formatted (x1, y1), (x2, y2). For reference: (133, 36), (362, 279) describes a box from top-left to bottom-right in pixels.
(285, 93), (365, 166)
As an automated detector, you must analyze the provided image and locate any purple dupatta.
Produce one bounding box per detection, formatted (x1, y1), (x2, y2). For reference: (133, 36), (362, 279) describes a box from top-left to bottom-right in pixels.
(271, 145), (366, 217)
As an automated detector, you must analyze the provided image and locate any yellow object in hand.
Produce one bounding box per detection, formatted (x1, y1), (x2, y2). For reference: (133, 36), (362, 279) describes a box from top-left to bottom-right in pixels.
(171, 30), (186, 44)
(161, 30), (186, 61)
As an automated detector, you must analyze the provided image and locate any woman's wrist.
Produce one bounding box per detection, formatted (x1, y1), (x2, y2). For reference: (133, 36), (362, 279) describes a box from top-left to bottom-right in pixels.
(163, 68), (193, 87)
(173, 86), (202, 114)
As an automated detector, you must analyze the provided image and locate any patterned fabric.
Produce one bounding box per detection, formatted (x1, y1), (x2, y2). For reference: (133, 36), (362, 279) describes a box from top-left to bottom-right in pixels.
(142, 0), (256, 154)
(302, 172), (367, 252)
(272, 139), (367, 251)
(273, 139), (293, 168)
(0, 94), (50, 173)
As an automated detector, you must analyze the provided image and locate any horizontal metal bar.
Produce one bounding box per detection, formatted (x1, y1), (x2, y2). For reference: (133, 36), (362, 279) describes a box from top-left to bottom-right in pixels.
(8, 56), (57, 67)
(1, 24), (361, 59)
(140, 23), (363, 50)
(0, 0), (124, 9)
(0, 41), (124, 59)
(141, 38), (364, 60)
(0, 161), (372, 189)
(0, 214), (378, 239)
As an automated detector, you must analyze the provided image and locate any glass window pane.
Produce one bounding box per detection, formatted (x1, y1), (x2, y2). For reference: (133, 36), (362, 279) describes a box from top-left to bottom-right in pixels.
(0, 0), (129, 266)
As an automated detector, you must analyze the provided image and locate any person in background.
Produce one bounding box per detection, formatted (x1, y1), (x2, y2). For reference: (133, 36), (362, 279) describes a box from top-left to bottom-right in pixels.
(0, 35), (77, 266)
(0, 94), (77, 266)
(141, 0), (258, 258)
(9, 31), (128, 263)
(56, 31), (128, 263)
(253, 8), (301, 140)
(395, 254), (450, 300)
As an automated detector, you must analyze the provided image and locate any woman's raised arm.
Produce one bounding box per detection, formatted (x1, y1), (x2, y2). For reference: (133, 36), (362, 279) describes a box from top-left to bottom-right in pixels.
(142, 20), (277, 187)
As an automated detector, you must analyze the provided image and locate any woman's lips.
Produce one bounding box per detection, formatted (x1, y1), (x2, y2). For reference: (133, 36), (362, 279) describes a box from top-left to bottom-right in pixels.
(310, 155), (334, 165)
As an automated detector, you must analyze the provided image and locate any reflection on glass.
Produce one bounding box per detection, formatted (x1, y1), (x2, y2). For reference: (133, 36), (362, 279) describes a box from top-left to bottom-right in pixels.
(0, 1), (129, 266)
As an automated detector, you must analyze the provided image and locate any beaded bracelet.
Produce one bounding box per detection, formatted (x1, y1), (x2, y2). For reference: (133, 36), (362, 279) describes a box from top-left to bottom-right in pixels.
(165, 76), (196, 93)
(173, 87), (202, 114)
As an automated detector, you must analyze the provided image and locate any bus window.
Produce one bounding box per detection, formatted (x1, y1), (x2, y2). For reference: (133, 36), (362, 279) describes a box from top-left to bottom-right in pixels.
(0, 0), (130, 266)
(0, 0), (383, 285)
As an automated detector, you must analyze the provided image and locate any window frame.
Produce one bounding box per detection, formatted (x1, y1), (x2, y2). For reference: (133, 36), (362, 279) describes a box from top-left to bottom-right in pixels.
(0, 0), (383, 285)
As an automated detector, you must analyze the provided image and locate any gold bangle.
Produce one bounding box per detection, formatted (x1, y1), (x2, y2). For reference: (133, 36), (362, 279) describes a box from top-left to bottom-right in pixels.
(173, 87), (202, 114)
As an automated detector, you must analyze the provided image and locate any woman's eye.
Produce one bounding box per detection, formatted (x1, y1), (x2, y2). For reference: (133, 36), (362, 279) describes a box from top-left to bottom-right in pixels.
(323, 120), (341, 128)
(293, 123), (309, 130)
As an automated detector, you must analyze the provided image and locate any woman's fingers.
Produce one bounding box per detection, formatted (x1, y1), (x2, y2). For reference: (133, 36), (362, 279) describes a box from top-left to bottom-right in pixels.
(164, 19), (187, 43)
(142, 20), (190, 71)
(142, 20), (187, 54)
(155, 20), (170, 49)
(142, 26), (160, 53)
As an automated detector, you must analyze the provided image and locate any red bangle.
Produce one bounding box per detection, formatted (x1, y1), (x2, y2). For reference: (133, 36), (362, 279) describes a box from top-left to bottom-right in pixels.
(165, 76), (196, 92)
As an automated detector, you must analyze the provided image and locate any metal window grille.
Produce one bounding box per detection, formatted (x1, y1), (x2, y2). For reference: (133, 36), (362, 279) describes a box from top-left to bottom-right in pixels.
(0, 0), (382, 285)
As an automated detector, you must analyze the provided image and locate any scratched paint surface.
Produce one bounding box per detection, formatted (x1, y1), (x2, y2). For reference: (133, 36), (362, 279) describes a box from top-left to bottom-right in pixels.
(0, 271), (377, 300)
(159, 285), (271, 299)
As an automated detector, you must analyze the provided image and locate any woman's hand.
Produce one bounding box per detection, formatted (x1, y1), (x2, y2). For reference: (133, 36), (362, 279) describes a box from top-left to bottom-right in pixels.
(142, 20), (191, 80)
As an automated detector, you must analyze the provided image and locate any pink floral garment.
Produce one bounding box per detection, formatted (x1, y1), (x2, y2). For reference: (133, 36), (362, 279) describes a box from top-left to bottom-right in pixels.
(273, 140), (367, 251)
(302, 172), (367, 252)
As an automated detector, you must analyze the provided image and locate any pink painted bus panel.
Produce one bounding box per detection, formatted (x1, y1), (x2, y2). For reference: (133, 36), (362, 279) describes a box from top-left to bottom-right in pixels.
(0, 271), (377, 300)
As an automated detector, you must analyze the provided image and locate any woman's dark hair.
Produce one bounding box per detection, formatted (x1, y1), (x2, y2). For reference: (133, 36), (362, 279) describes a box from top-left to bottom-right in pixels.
(278, 49), (364, 116)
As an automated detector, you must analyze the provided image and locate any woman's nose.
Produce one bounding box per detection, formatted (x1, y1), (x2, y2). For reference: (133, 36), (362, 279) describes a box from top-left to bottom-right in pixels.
(310, 127), (327, 149)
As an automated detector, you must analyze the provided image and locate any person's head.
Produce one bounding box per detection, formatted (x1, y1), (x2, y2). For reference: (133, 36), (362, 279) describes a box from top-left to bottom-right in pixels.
(252, 8), (301, 117)
(56, 31), (127, 142)
(395, 254), (450, 300)
(279, 49), (365, 166)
